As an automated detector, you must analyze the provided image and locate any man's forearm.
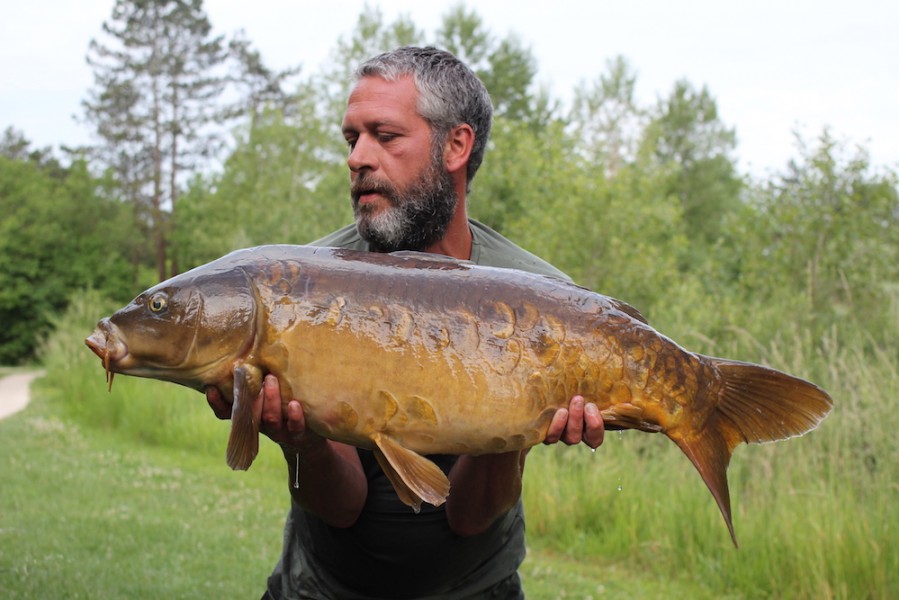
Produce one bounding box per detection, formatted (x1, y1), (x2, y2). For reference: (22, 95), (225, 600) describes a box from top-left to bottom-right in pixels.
(444, 450), (525, 537)
(281, 439), (367, 528)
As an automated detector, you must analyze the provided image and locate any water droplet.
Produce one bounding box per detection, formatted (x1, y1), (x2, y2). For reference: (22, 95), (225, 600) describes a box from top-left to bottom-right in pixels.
(617, 484), (623, 492)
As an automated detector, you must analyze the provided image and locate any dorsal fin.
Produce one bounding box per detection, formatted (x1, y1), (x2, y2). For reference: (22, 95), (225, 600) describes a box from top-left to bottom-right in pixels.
(609, 297), (648, 324)
(389, 250), (467, 264)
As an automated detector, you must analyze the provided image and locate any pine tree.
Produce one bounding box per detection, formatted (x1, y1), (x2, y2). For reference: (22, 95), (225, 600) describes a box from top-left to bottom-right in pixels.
(82, 0), (226, 280)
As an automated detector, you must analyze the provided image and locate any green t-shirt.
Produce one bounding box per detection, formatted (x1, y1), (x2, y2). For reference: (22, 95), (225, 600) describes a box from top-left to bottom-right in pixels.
(266, 220), (568, 600)
(312, 219), (570, 281)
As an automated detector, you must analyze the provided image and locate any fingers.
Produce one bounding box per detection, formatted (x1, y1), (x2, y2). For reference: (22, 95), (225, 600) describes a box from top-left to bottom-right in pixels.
(542, 408), (569, 445)
(259, 374), (283, 431)
(543, 396), (605, 449)
(256, 375), (310, 447)
(561, 396), (586, 445)
(205, 386), (231, 420)
(582, 401), (605, 449)
(285, 400), (306, 437)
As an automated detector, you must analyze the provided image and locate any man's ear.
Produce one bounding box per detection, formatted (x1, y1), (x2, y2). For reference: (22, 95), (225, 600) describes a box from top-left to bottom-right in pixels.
(443, 123), (474, 176)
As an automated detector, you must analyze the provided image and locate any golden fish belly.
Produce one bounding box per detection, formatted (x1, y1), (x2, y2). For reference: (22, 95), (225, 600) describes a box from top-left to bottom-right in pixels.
(260, 277), (703, 456)
(273, 323), (553, 454)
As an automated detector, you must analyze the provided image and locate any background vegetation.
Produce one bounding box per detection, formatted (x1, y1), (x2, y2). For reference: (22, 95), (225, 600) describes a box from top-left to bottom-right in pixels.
(1, 1), (896, 598)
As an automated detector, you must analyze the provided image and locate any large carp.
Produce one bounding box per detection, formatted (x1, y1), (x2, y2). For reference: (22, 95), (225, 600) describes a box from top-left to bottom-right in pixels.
(85, 245), (832, 545)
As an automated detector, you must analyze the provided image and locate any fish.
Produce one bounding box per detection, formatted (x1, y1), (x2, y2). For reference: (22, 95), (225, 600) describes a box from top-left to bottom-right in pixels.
(85, 245), (832, 545)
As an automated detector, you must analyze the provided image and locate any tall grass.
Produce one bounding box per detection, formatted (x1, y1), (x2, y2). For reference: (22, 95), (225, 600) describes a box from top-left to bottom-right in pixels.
(36, 290), (899, 598)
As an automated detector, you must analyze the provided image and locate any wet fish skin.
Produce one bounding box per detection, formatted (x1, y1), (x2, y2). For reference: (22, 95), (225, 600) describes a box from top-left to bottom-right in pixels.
(85, 245), (833, 546)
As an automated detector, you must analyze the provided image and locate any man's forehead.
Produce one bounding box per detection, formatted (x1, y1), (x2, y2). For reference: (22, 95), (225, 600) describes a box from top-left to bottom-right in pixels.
(342, 75), (422, 128)
(347, 75), (416, 102)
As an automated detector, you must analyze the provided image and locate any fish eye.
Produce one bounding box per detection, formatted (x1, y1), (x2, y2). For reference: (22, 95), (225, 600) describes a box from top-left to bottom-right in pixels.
(148, 293), (168, 313)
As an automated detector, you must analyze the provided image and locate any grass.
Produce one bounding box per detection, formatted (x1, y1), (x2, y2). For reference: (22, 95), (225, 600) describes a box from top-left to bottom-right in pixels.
(0, 390), (289, 599)
(3, 290), (897, 598)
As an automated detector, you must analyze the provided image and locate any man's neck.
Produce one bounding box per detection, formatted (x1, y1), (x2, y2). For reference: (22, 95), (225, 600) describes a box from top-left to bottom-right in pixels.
(424, 200), (472, 260)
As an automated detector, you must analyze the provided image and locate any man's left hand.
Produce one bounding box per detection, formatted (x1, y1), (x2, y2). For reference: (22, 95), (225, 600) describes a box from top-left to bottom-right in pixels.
(543, 395), (604, 449)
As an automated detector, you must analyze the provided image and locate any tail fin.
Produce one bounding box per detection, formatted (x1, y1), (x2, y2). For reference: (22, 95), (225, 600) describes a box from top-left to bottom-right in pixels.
(673, 358), (833, 547)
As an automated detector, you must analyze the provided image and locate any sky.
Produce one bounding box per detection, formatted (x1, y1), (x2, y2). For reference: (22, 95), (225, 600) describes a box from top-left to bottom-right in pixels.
(2, 0), (897, 177)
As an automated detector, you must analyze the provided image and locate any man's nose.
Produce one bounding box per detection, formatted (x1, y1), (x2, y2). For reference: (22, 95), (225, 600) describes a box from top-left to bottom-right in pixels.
(347, 135), (377, 173)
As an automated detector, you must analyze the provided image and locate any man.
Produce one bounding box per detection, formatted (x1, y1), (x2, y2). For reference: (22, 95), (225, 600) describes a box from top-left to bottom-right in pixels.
(207, 46), (604, 599)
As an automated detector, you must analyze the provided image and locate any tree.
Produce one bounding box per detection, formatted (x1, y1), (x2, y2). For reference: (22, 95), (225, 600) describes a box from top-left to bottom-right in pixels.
(318, 5), (424, 122)
(172, 87), (352, 269)
(640, 80), (743, 256)
(436, 4), (549, 127)
(745, 130), (899, 337)
(1, 127), (65, 177)
(569, 56), (644, 175)
(82, 0), (227, 281)
(222, 30), (303, 132)
(473, 117), (578, 234)
(0, 147), (138, 363)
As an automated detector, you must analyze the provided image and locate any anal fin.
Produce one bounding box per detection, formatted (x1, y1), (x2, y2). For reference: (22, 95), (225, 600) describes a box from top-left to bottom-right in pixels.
(372, 432), (450, 510)
(601, 403), (663, 433)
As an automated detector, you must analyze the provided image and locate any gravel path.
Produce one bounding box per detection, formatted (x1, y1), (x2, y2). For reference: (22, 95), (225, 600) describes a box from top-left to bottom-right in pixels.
(0, 371), (44, 420)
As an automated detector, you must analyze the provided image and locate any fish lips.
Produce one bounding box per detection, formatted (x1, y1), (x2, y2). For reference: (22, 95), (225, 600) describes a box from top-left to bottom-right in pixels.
(85, 319), (130, 370)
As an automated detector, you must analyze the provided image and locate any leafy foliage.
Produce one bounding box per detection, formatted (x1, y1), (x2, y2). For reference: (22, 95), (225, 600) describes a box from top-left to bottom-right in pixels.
(0, 135), (138, 362)
(737, 130), (899, 345)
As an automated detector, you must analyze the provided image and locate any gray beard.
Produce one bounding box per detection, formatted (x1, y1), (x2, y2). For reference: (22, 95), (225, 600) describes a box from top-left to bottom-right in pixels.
(351, 161), (457, 253)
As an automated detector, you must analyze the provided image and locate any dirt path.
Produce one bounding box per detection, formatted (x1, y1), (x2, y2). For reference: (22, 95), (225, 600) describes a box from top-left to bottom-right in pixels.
(0, 371), (44, 420)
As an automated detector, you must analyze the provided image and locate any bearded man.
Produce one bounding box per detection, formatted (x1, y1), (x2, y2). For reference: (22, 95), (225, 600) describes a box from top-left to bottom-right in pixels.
(207, 46), (604, 600)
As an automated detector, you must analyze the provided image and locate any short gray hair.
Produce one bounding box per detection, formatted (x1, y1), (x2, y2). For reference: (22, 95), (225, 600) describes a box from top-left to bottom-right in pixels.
(355, 46), (493, 187)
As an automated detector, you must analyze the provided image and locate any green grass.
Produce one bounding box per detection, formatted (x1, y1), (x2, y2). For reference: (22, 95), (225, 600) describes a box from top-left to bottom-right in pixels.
(3, 290), (897, 598)
(0, 390), (289, 599)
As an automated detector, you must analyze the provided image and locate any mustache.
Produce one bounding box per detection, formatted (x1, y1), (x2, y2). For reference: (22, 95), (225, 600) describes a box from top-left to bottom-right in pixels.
(351, 173), (396, 204)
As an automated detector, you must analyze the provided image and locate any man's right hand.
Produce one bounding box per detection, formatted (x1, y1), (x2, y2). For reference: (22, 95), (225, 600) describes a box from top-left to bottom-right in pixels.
(205, 375), (323, 450)
(207, 376), (367, 526)
(205, 383), (233, 420)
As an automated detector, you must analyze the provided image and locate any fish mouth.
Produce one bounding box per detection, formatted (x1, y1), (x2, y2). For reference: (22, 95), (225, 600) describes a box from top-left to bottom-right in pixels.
(85, 320), (129, 391)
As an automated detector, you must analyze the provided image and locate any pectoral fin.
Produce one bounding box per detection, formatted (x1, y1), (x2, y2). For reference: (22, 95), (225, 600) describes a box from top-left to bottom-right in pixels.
(226, 364), (264, 471)
(372, 432), (451, 510)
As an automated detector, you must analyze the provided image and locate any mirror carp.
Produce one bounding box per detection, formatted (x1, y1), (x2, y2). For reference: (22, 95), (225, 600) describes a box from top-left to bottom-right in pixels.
(86, 245), (833, 545)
